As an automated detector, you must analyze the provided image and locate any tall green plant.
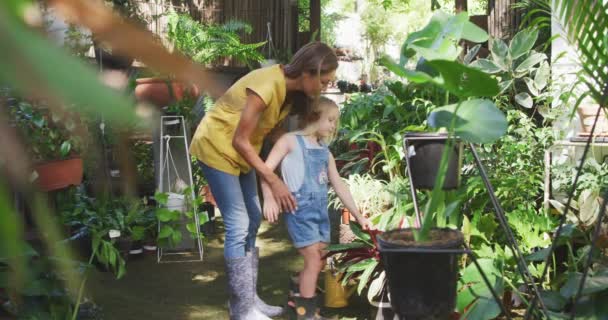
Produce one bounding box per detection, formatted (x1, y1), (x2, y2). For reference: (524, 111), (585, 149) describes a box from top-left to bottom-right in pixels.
(380, 11), (508, 241)
(470, 28), (551, 110)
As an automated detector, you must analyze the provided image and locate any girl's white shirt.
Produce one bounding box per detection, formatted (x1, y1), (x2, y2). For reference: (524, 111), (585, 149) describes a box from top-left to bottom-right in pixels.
(280, 132), (324, 192)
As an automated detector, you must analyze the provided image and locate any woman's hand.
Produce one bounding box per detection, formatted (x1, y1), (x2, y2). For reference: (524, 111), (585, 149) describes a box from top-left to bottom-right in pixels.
(355, 215), (374, 230)
(268, 175), (297, 213)
(263, 195), (281, 223)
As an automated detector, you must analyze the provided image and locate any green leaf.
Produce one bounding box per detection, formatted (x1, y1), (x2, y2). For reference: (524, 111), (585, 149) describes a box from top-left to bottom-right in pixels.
(59, 141), (71, 158)
(462, 20), (489, 43)
(470, 59), (503, 74)
(326, 242), (369, 252)
(350, 223), (372, 246)
(515, 52), (547, 73)
(186, 222), (197, 234)
(515, 92), (533, 109)
(131, 226), (146, 241)
(464, 44), (481, 64)
(510, 28), (539, 60)
(540, 290), (567, 311)
(491, 38), (509, 69)
(426, 60), (499, 98)
(458, 258), (503, 314)
(560, 272), (608, 298)
(378, 56), (434, 84)
(171, 231), (183, 246)
(461, 297), (501, 320)
(526, 247), (551, 262)
(428, 99), (507, 143)
(156, 208), (174, 222)
(4, 1), (31, 16)
(357, 260), (378, 295)
(154, 192), (169, 205)
(158, 225), (173, 239)
(534, 61), (550, 90)
(402, 12), (468, 62)
(32, 114), (45, 128)
(498, 80), (513, 94)
(523, 77), (540, 96)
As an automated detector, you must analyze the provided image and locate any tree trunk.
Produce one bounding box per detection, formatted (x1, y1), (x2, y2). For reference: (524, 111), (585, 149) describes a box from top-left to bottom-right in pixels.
(310, 0), (321, 40)
(455, 0), (467, 13)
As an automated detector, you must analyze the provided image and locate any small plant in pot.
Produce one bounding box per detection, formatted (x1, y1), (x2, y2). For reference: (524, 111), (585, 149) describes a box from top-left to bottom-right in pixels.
(154, 188), (208, 249)
(8, 99), (88, 192)
(378, 11), (509, 319)
(326, 224), (393, 318)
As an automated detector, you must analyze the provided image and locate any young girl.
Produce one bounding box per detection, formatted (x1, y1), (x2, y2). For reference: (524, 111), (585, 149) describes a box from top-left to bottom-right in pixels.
(261, 97), (372, 319)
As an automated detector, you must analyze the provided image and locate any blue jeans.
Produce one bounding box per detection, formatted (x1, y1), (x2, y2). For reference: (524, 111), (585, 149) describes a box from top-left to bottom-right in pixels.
(199, 162), (261, 259)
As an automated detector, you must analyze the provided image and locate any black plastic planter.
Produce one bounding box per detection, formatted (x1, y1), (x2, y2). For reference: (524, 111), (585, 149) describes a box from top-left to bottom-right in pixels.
(378, 228), (464, 320)
(404, 133), (462, 190)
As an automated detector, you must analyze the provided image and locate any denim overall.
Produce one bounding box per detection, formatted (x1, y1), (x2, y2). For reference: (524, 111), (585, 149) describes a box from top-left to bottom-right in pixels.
(285, 135), (331, 248)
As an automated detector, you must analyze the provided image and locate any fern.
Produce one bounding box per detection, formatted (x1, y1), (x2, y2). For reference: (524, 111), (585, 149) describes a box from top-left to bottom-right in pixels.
(166, 12), (264, 68)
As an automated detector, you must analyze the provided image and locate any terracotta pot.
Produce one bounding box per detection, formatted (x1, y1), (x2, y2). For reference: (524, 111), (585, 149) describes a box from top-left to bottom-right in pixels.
(134, 77), (200, 107)
(34, 157), (83, 192)
(341, 208), (351, 224)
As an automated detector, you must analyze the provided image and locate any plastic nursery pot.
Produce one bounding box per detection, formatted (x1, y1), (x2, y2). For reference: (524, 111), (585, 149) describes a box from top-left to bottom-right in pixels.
(403, 132), (462, 190)
(377, 228), (464, 320)
(166, 192), (186, 212)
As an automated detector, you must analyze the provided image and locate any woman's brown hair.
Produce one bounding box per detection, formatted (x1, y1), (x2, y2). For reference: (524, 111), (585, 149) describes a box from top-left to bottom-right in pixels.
(283, 42), (338, 120)
(284, 42), (338, 78)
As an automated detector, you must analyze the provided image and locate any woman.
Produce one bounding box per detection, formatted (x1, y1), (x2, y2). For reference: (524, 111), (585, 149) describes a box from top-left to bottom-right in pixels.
(190, 42), (338, 320)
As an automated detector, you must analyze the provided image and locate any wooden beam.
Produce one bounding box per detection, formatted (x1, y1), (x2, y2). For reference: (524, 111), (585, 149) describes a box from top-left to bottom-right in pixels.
(310, 0), (321, 41)
(488, 0), (521, 40)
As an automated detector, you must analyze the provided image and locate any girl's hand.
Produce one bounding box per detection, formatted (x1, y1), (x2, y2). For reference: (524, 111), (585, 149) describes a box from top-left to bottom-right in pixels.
(263, 196), (281, 223)
(356, 216), (374, 230)
(269, 175), (297, 213)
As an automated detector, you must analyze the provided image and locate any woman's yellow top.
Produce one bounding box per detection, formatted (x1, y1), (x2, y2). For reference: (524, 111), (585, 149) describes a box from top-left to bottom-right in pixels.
(190, 64), (291, 175)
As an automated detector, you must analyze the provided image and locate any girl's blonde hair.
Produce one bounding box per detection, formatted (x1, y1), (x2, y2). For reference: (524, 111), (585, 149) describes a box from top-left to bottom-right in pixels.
(299, 96), (340, 144)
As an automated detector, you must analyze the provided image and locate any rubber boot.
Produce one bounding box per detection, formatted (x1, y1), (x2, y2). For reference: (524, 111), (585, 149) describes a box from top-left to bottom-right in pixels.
(292, 296), (330, 320)
(251, 248), (284, 317)
(226, 256), (271, 320)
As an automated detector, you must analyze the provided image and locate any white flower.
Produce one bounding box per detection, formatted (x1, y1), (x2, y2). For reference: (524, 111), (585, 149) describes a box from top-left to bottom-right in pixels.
(109, 229), (121, 239)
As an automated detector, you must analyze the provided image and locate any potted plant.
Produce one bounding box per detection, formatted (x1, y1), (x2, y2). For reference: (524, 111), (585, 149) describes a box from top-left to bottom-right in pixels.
(326, 225), (394, 319)
(9, 99), (87, 192)
(154, 188), (208, 249)
(135, 13), (264, 107)
(403, 132), (463, 190)
(329, 174), (394, 243)
(377, 11), (508, 319)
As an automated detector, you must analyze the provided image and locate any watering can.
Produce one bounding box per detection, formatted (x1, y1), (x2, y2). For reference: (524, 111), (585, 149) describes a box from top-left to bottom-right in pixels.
(324, 269), (356, 308)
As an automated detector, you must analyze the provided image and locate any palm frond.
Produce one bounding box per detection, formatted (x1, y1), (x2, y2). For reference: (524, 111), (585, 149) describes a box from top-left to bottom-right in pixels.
(553, 0), (608, 105)
(514, 0), (552, 29)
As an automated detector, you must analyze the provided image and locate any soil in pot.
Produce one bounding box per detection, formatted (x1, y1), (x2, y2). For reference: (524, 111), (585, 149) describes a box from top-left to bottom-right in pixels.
(378, 228), (464, 320)
(404, 133), (461, 190)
